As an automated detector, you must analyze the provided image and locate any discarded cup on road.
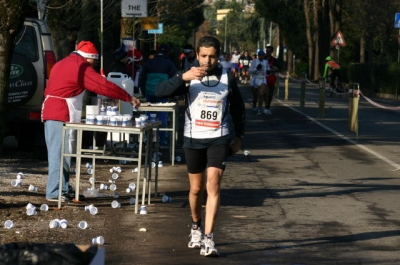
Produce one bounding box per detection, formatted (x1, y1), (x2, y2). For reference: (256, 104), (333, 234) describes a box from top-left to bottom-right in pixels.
(140, 205), (147, 215)
(40, 204), (49, 211)
(111, 173), (119, 180)
(26, 203), (36, 210)
(99, 184), (108, 190)
(108, 179), (115, 184)
(4, 220), (13, 229)
(244, 150), (250, 156)
(162, 194), (172, 203)
(77, 221), (88, 229)
(175, 156), (182, 162)
(126, 183), (136, 193)
(90, 206), (98, 215)
(111, 200), (121, 209)
(109, 184), (117, 191)
(11, 179), (22, 187)
(151, 162), (156, 168)
(132, 168), (138, 173)
(28, 184), (38, 192)
(49, 219), (60, 229)
(89, 177), (95, 184)
(60, 219), (68, 229)
(86, 162), (92, 168)
(129, 197), (136, 205)
(87, 168), (93, 174)
(158, 161), (163, 167)
(92, 236), (105, 245)
(16, 172), (25, 179)
(26, 208), (37, 216)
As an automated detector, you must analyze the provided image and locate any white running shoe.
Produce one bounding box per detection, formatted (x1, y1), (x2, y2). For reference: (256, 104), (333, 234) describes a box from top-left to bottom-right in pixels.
(188, 227), (203, 248)
(200, 236), (219, 257)
(263, 109), (272, 115)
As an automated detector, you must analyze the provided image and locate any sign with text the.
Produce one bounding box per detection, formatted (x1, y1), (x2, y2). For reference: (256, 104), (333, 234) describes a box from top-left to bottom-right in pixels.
(121, 0), (147, 18)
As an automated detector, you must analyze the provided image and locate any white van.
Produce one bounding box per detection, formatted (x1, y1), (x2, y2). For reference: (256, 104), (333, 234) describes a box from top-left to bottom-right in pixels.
(5, 18), (56, 156)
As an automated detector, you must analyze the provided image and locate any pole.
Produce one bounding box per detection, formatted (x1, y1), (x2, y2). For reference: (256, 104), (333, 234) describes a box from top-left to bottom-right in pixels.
(132, 15), (135, 78)
(224, 16), (227, 52)
(100, 0), (104, 75)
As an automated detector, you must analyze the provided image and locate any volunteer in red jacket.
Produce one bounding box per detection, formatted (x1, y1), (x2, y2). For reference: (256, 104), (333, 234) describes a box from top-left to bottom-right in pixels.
(41, 40), (140, 202)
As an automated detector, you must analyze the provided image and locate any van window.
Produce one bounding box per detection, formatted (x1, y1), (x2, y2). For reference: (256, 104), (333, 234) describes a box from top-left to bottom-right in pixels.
(14, 26), (39, 62)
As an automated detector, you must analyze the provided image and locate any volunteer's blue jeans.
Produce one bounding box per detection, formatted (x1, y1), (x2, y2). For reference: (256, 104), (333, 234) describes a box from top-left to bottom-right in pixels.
(44, 120), (71, 199)
(146, 95), (168, 146)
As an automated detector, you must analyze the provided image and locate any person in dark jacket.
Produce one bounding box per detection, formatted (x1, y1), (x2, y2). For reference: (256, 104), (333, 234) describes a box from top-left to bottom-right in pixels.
(107, 46), (131, 77)
(139, 44), (177, 146)
(155, 36), (245, 257)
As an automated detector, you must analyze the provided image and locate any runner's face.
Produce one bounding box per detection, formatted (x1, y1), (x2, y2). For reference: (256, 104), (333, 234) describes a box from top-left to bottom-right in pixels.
(197, 46), (218, 71)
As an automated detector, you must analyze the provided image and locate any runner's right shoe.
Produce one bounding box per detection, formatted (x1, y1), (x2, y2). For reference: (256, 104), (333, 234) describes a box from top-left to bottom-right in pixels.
(188, 226), (203, 248)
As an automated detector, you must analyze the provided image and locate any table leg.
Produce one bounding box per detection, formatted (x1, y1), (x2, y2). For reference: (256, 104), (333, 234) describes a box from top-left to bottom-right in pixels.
(135, 132), (143, 214)
(75, 129), (83, 201)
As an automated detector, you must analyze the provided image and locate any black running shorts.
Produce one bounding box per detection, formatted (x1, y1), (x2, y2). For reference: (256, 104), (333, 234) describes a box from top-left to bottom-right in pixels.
(184, 144), (230, 174)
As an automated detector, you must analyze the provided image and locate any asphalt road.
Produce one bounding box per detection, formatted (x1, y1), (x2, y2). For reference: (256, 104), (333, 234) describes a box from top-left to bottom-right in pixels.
(103, 79), (400, 265)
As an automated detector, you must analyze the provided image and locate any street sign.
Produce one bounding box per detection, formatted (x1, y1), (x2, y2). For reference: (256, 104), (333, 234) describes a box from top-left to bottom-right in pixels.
(148, 23), (163, 34)
(331, 31), (347, 46)
(395, 13), (400, 28)
(121, 0), (147, 18)
(141, 17), (158, 30)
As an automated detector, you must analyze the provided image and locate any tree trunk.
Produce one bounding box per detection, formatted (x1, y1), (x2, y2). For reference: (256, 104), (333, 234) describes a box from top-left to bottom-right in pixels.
(304, 0), (313, 78)
(360, 34), (365, 63)
(0, 1), (30, 155)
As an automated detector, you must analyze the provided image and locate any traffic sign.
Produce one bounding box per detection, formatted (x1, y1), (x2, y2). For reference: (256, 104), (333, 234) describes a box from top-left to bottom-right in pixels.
(331, 31), (347, 46)
(148, 23), (163, 34)
(395, 13), (400, 28)
(121, 0), (147, 18)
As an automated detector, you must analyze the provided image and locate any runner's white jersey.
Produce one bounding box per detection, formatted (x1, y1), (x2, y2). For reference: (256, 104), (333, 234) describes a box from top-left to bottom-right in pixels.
(184, 69), (230, 139)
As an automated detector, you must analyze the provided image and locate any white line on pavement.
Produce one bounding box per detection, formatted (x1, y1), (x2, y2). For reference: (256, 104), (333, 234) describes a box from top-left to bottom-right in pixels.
(277, 98), (400, 171)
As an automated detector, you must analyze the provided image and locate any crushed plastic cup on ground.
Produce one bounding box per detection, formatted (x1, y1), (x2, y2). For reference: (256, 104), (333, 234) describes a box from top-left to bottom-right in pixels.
(11, 179), (22, 187)
(99, 184), (108, 190)
(26, 203), (36, 210)
(244, 150), (250, 156)
(87, 168), (93, 174)
(4, 220), (14, 229)
(26, 208), (37, 216)
(111, 200), (121, 209)
(162, 194), (172, 203)
(77, 221), (88, 229)
(132, 168), (138, 173)
(158, 161), (163, 167)
(86, 162), (92, 168)
(140, 205), (147, 214)
(28, 184), (38, 192)
(111, 173), (119, 179)
(49, 219), (60, 229)
(40, 204), (49, 211)
(129, 197), (136, 205)
(60, 219), (68, 229)
(89, 177), (95, 184)
(16, 172), (25, 179)
(109, 184), (117, 191)
(108, 179), (115, 184)
(151, 162), (156, 168)
(175, 156), (182, 162)
(92, 236), (105, 245)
